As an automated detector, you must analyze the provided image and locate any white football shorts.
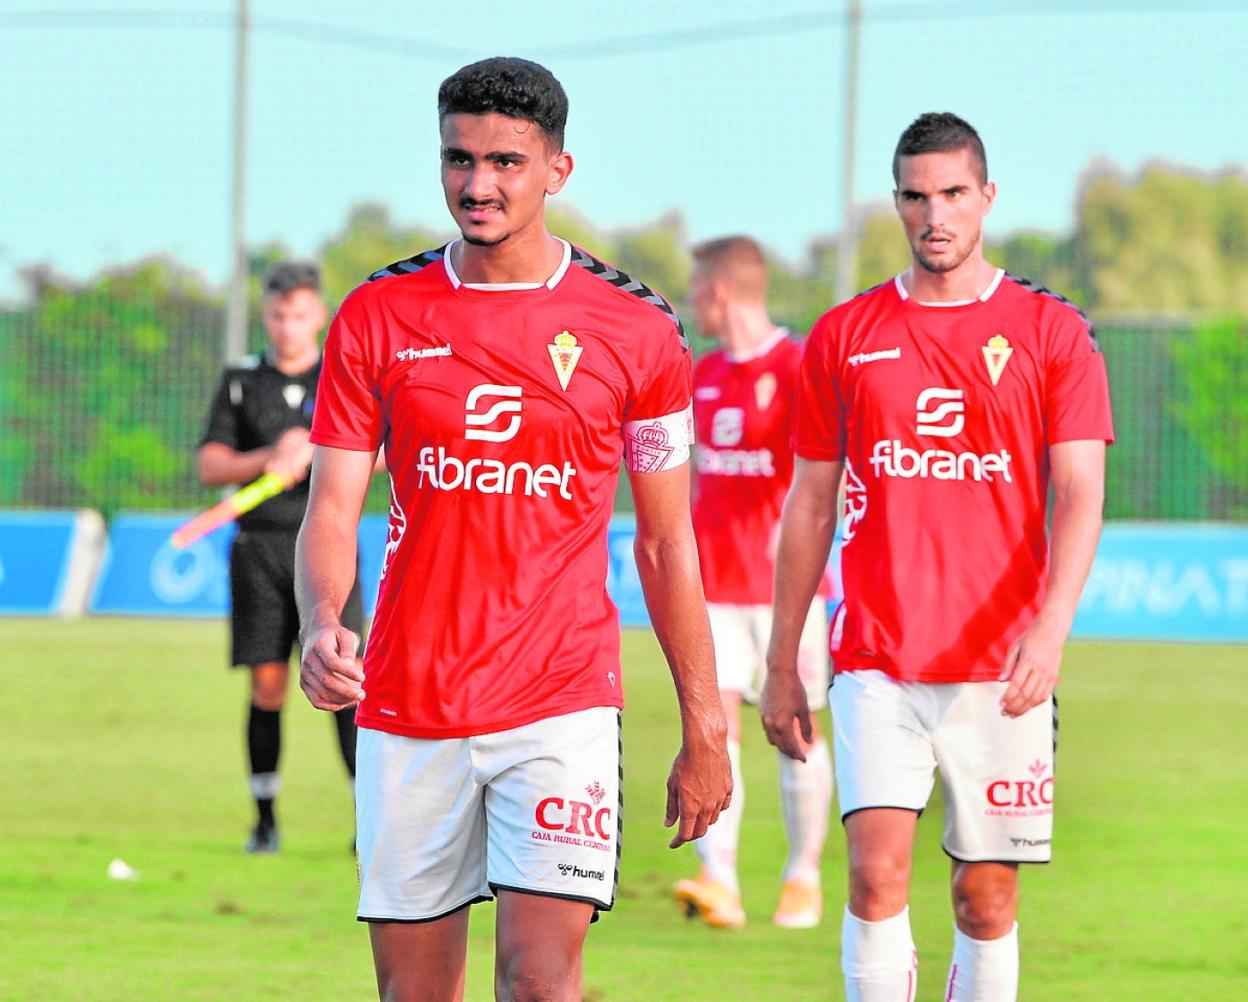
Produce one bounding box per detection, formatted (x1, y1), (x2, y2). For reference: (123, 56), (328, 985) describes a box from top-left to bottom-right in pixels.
(355, 706), (621, 923)
(707, 600), (830, 710)
(830, 670), (1056, 863)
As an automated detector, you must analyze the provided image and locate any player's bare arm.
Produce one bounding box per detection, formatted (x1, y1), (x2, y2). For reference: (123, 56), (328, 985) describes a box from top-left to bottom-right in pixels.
(999, 439), (1106, 717)
(295, 444), (374, 711)
(761, 456), (843, 761)
(629, 463), (733, 849)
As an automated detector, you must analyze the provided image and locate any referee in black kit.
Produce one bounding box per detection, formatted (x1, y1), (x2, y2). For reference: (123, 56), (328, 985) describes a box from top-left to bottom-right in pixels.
(198, 262), (367, 854)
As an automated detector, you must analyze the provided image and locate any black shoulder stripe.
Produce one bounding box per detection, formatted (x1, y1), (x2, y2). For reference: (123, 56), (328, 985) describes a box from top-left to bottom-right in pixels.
(569, 246), (688, 351)
(1005, 272), (1099, 351)
(368, 245), (448, 283)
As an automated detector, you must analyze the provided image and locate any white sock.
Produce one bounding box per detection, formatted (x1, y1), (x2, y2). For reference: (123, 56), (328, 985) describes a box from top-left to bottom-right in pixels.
(945, 923), (1018, 1002)
(842, 906), (918, 1002)
(778, 737), (832, 886)
(693, 739), (742, 893)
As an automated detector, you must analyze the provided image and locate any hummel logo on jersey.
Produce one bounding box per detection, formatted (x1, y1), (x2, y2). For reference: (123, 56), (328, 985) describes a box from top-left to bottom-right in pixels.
(848, 347), (901, 367)
(915, 387), (965, 438)
(465, 384), (523, 442)
(396, 345), (452, 361)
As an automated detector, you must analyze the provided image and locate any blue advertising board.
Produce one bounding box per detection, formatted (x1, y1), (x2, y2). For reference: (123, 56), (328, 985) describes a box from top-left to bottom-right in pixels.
(90, 512), (391, 618)
(83, 512), (1248, 643)
(90, 513), (237, 616)
(1073, 523), (1248, 642)
(0, 510), (105, 616)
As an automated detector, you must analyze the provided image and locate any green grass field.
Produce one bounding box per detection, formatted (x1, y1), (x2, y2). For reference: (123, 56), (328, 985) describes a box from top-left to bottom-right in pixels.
(1, 619), (1244, 1000)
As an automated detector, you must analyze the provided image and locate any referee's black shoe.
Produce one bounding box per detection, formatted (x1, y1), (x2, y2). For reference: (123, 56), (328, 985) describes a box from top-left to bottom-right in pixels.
(244, 822), (280, 855)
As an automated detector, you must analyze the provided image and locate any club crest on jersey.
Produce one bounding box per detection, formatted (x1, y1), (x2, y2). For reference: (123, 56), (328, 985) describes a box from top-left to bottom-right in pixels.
(282, 384), (306, 410)
(982, 334), (1014, 387)
(754, 372), (778, 411)
(548, 331), (584, 391)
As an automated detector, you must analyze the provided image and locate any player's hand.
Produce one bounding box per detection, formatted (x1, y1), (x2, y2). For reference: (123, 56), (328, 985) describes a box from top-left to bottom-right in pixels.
(300, 623), (364, 711)
(664, 737), (732, 849)
(759, 666), (813, 761)
(266, 427), (315, 485)
(998, 618), (1067, 717)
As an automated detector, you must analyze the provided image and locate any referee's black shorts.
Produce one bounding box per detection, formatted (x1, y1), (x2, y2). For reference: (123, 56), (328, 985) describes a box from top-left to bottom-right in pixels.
(229, 528), (365, 668)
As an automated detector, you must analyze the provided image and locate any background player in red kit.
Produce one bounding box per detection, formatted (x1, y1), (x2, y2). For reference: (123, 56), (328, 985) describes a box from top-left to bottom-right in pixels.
(294, 58), (730, 1002)
(673, 237), (834, 930)
(762, 113), (1113, 1001)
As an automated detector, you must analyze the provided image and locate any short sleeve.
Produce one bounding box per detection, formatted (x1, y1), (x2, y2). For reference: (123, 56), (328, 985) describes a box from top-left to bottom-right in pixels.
(199, 371), (239, 449)
(622, 317), (692, 473)
(1046, 314), (1115, 446)
(790, 315), (847, 461)
(310, 303), (385, 451)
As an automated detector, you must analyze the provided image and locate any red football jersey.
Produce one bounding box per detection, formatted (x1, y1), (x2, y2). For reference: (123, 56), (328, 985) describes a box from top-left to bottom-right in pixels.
(692, 330), (830, 604)
(312, 240), (692, 738)
(793, 271), (1114, 683)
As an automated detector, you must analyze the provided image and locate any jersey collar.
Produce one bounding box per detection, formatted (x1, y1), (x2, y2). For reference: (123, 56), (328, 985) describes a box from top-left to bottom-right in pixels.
(894, 268), (1005, 307)
(443, 238), (572, 292)
(726, 327), (788, 363)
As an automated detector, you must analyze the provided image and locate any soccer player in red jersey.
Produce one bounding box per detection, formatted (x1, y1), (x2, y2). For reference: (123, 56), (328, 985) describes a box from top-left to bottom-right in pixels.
(673, 237), (834, 930)
(293, 58), (731, 1001)
(762, 113), (1113, 1001)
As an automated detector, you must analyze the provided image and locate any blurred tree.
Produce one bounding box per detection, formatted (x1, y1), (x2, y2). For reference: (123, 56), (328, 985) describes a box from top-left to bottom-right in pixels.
(1076, 162), (1248, 315)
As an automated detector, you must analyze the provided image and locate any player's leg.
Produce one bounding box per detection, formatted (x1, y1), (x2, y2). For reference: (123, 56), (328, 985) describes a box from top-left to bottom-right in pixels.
(675, 604), (748, 927)
(944, 860), (1019, 1002)
(481, 707), (621, 989)
(934, 683), (1055, 1002)
(495, 892), (594, 1001)
(832, 671), (935, 1001)
(356, 726), (490, 1001)
(773, 600), (834, 928)
(369, 911), (470, 1002)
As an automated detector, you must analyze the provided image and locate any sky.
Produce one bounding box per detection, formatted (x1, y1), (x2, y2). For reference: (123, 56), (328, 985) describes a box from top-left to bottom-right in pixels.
(1, 0), (1244, 301)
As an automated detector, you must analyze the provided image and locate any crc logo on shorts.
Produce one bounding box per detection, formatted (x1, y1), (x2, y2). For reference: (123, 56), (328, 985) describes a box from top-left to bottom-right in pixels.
(915, 387), (965, 438)
(711, 407), (745, 447)
(557, 862), (606, 881)
(984, 759), (1054, 818)
(531, 794), (614, 852)
(465, 383), (523, 442)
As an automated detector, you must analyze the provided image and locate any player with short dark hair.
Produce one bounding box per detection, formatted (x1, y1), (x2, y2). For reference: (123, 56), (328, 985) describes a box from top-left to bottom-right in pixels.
(295, 57), (731, 1001)
(198, 260), (365, 854)
(673, 236), (835, 931)
(763, 113), (1113, 1001)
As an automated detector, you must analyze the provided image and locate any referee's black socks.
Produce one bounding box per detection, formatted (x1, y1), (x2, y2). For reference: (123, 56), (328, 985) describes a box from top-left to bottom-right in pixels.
(247, 703), (281, 829)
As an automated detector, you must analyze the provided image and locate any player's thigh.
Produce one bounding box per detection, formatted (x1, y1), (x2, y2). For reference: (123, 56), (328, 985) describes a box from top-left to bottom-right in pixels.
(495, 889), (594, 989)
(369, 908), (470, 1002)
(830, 670), (937, 817)
(229, 530), (298, 667)
(480, 707), (621, 913)
(355, 727), (491, 923)
(934, 683), (1056, 863)
(706, 604), (765, 699)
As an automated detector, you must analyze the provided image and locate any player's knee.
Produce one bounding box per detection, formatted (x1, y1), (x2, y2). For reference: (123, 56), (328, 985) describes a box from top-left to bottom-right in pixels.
(848, 853), (910, 918)
(251, 685), (285, 711)
(952, 868), (1017, 939)
(495, 949), (576, 1002)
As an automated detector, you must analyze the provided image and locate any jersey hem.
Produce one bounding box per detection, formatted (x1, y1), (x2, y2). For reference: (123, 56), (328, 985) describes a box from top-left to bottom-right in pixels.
(356, 697), (625, 740)
(833, 663), (1005, 685)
